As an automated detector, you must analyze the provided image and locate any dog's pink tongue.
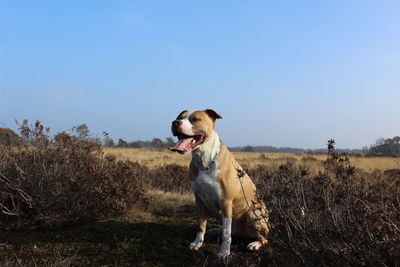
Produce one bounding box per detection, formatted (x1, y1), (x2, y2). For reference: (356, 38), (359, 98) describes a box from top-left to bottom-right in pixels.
(168, 138), (193, 152)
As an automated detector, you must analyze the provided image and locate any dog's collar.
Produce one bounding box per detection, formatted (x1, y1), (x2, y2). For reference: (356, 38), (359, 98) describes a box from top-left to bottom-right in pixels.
(192, 152), (218, 173)
(191, 133), (221, 173)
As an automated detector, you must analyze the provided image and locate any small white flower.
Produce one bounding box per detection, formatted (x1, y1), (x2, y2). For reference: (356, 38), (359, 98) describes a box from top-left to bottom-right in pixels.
(301, 207), (305, 217)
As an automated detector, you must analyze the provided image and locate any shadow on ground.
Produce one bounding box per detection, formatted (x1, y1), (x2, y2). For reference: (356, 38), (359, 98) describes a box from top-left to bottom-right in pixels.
(1, 214), (274, 266)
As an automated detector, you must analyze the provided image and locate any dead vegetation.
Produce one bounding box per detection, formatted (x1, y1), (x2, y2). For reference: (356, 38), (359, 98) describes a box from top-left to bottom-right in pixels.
(0, 120), (147, 229)
(105, 146), (400, 172)
(1, 123), (399, 266)
(245, 140), (400, 266)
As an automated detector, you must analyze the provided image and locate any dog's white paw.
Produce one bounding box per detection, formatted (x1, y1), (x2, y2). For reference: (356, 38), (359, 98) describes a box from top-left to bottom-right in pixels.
(247, 241), (262, 251)
(189, 231), (205, 250)
(217, 248), (230, 261)
(189, 240), (203, 250)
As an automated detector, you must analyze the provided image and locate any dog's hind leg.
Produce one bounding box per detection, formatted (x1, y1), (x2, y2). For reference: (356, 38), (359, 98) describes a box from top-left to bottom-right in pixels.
(246, 201), (269, 251)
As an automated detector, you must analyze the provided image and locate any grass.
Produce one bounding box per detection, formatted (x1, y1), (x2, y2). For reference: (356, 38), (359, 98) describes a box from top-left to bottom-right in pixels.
(104, 147), (400, 172)
(2, 146), (399, 266)
(0, 190), (234, 266)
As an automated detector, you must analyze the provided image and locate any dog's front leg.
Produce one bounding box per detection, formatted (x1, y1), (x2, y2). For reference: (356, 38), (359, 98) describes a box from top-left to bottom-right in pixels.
(189, 196), (208, 250)
(217, 200), (232, 260)
(189, 218), (206, 250)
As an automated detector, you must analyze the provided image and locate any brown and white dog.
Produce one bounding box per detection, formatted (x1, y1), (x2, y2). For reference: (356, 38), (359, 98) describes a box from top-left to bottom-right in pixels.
(168, 109), (269, 260)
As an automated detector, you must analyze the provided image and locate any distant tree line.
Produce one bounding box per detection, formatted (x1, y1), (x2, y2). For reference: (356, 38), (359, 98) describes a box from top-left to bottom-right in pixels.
(86, 134), (400, 155)
(1, 126), (398, 156)
(104, 136), (365, 154)
(103, 135), (176, 149)
(368, 136), (400, 156)
(229, 145), (364, 154)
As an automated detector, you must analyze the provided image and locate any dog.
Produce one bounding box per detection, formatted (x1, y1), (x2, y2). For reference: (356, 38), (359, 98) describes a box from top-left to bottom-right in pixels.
(168, 109), (269, 260)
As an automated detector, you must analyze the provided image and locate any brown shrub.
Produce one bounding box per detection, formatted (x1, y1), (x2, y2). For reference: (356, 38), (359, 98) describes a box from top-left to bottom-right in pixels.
(241, 139), (400, 266)
(0, 120), (148, 229)
(0, 128), (21, 146)
(196, 141), (399, 266)
(130, 140), (399, 266)
(147, 164), (190, 192)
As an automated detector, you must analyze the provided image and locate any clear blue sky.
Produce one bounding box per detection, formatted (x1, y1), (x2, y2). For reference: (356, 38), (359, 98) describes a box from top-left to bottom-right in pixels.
(1, 1), (399, 149)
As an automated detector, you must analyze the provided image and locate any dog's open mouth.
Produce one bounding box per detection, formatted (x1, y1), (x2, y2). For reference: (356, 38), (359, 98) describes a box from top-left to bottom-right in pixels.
(168, 134), (205, 154)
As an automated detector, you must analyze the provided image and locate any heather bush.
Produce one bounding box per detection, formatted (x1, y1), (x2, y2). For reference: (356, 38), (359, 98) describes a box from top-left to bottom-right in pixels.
(127, 140), (399, 265)
(147, 164), (190, 192)
(0, 128), (21, 146)
(0, 120), (147, 228)
(194, 141), (399, 266)
(243, 139), (400, 266)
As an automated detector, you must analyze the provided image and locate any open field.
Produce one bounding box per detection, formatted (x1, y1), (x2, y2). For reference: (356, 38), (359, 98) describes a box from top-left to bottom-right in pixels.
(2, 133), (399, 266)
(104, 147), (400, 172)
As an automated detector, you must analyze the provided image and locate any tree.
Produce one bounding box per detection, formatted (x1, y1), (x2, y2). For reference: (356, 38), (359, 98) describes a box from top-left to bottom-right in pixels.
(369, 136), (400, 156)
(151, 138), (164, 149)
(72, 124), (90, 138)
(393, 136), (400, 154)
(117, 138), (128, 148)
(103, 136), (115, 147)
(243, 145), (254, 152)
(102, 131), (114, 147)
(129, 141), (143, 148)
(165, 137), (175, 147)
(0, 128), (21, 146)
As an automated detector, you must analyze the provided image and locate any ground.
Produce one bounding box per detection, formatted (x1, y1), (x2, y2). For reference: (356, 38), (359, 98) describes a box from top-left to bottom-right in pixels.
(0, 190), (263, 266)
(2, 149), (398, 266)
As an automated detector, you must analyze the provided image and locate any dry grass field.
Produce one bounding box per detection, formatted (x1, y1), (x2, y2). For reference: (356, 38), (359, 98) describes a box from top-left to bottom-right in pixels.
(104, 147), (400, 173)
(1, 127), (399, 266)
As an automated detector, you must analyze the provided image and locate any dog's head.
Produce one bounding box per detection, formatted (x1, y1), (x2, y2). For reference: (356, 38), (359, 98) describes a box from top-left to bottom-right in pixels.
(168, 109), (222, 154)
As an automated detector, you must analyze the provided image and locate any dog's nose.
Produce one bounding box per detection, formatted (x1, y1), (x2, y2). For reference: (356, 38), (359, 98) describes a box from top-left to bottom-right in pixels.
(172, 120), (182, 127)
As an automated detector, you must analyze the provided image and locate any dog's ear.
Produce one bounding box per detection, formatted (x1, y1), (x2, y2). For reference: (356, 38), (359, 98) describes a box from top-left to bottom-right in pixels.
(204, 109), (222, 121)
(176, 110), (188, 120)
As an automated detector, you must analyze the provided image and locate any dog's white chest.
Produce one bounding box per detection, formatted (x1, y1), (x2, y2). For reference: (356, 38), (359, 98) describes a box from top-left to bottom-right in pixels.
(190, 163), (222, 214)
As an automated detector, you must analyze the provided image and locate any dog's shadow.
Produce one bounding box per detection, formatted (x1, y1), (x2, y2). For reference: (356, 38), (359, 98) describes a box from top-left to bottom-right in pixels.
(1, 217), (269, 266)
(1, 219), (211, 265)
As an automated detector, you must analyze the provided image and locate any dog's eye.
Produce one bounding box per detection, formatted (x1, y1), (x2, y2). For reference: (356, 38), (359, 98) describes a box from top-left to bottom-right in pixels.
(191, 117), (200, 122)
